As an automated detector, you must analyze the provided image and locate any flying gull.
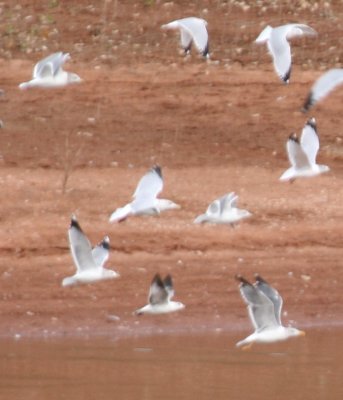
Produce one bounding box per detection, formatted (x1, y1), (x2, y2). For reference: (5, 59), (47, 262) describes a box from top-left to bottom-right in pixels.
(161, 17), (209, 58)
(19, 52), (82, 89)
(279, 117), (329, 181)
(194, 192), (251, 226)
(135, 274), (185, 315)
(109, 165), (180, 223)
(302, 68), (343, 111)
(255, 24), (317, 83)
(235, 274), (305, 349)
(62, 215), (119, 287)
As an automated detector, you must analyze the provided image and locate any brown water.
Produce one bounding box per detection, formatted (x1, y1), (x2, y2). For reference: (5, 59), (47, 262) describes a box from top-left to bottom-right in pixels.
(0, 329), (342, 400)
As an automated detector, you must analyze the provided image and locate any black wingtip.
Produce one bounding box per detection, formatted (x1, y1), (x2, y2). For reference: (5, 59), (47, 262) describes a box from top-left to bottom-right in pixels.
(235, 275), (252, 286)
(100, 236), (110, 250)
(288, 132), (299, 143)
(163, 274), (173, 288)
(254, 274), (268, 284)
(152, 165), (162, 179)
(202, 42), (209, 58)
(70, 214), (82, 231)
(302, 92), (314, 113)
(306, 117), (316, 130)
(152, 273), (164, 288)
(282, 67), (291, 84)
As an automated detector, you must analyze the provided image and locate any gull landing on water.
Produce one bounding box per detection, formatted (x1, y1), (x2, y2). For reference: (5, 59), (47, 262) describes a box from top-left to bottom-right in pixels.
(194, 192), (251, 226)
(235, 274), (305, 350)
(279, 117), (329, 182)
(255, 24), (317, 83)
(62, 215), (119, 287)
(109, 165), (180, 223)
(19, 52), (82, 90)
(135, 274), (185, 315)
(302, 68), (343, 112)
(161, 17), (209, 58)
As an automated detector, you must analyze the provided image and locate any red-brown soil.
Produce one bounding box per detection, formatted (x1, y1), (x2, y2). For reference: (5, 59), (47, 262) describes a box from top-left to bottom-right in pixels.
(0, 1), (342, 338)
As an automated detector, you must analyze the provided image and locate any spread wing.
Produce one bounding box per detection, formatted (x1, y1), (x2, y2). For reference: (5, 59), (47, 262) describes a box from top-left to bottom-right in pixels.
(300, 117), (319, 166)
(303, 68), (343, 111)
(148, 274), (168, 305)
(33, 52), (69, 78)
(178, 17), (209, 56)
(68, 216), (98, 273)
(220, 192), (238, 213)
(268, 28), (292, 83)
(286, 134), (311, 169)
(206, 198), (221, 218)
(91, 236), (110, 268)
(236, 275), (279, 331)
(254, 275), (283, 326)
(163, 274), (174, 301)
(131, 166), (163, 213)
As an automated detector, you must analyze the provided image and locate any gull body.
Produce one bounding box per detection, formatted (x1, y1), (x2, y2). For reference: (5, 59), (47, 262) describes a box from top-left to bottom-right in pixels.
(109, 166), (180, 223)
(135, 274), (185, 315)
(19, 52), (82, 90)
(62, 215), (119, 287)
(235, 275), (305, 349)
(303, 68), (343, 111)
(279, 117), (329, 181)
(194, 192), (251, 225)
(161, 17), (209, 58)
(255, 23), (317, 83)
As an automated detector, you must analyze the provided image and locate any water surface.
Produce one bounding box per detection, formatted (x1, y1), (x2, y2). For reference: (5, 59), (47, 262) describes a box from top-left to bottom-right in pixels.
(0, 329), (341, 400)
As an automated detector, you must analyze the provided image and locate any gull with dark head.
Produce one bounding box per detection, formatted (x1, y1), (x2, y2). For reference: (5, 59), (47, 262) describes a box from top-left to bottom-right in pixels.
(194, 192), (251, 226)
(255, 23), (317, 83)
(235, 274), (305, 349)
(135, 274), (185, 315)
(302, 68), (343, 112)
(19, 52), (82, 89)
(109, 165), (180, 223)
(161, 17), (209, 58)
(62, 215), (119, 287)
(279, 117), (329, 181)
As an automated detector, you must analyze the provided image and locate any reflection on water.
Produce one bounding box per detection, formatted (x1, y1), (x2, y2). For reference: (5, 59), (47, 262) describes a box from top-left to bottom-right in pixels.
(0, 329), (341, 400)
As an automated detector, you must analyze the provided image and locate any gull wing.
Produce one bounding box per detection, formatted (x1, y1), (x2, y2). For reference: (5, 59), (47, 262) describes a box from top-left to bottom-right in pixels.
(206, 197), (221, 218)
(255, 25), (272, 44)
(303, 68), (343, 111)
(220, 192), (238, 213)
(132, 165), (163, 200)
(254, 275), (283, 326)
(268, 27), (292, 83)
(178, 17), (209, 56)
(68, 216), (98, 273)
(91, 236), (110, 268)
(179, 24), (193, 51)
(163, 274), (175, 301)
(285, 23), (317, 40)
(236, 275), (279, 331)
(286, 134), (311, 169)
(148, 274), (168, 305)
(33, 52), (70, 78)
(300, 117), (319, 166)
(109, 203), (132, 223)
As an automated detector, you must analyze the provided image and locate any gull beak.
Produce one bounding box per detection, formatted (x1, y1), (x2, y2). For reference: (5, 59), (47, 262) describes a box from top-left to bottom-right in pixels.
(299, 330), (306, 337)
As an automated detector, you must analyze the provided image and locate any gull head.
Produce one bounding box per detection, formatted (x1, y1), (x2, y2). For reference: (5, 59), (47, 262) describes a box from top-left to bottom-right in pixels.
(286, 327), (306, 338)
(102, 269), (120, 279)
(193, 214), (207, 224)
(319, 164), (330, 174)
(238, 209), (252, 220)
(62, 276), (77, 287)
(157, 199), (181, 212)
(67, 72), (82, 84)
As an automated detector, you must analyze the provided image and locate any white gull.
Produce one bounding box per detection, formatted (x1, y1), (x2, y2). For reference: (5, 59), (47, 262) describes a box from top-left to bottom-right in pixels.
(19, 52), (82, 90)
(62, 215), (119, 287)
(109, 165), (180, 223)
(161, 17), (209, 58)
(235, 274), (305, 349)
(194, 192), (251, 226)
(135, 274), (185, 315)
(279, 117), (329, 181)
(302, 68), (343, 111)
(255, 24), (317, 83)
